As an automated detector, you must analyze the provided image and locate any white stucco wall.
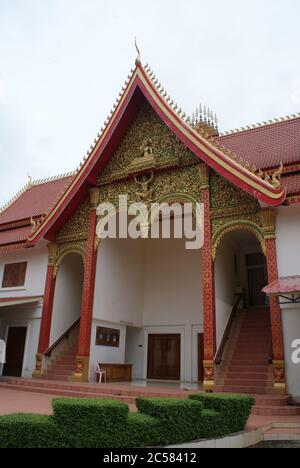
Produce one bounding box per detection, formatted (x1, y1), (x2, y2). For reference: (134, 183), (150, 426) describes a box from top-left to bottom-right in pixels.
(0, 246), (47, 377)
(276, 205), (300, 277)
(276, 205), (300, 398)
(125, 326), (144, 380)
(50, 253), (84, 344)
(0, 245), (48, 298)
(89, 320), (127, 381)
(281, 306), (300, 399)
(215, 239), (238, 347)
(93, 238), (144, 326)
(92, 236), (203, 382)
(142, 238), (202, 327)
(0, 302), (42, 378)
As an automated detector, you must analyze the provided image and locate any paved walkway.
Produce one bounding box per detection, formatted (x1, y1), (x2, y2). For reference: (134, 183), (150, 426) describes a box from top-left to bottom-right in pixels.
(0, 388), (54, 415)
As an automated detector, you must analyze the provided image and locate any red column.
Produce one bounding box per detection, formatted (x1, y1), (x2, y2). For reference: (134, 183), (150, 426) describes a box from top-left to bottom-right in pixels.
(260, 209), (286, 394)
(199, 164), (216, 391)
(33, 243), (58, 378)
(74, 188), (99, 382)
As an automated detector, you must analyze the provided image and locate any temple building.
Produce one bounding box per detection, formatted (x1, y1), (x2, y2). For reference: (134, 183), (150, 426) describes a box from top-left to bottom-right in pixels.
(0, 58), (300, 401)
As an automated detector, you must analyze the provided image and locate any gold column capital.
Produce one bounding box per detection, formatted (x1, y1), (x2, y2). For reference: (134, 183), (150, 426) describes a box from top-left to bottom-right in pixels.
(89, 187), (100, 209)
(197, 163), (210, 191)
(47, 242), (58, 266)
(259, 208), (277, 239)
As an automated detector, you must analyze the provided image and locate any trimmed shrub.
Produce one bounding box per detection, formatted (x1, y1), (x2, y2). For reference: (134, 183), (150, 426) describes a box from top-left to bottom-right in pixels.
(52, 398), (129, 448)
(189, 393), (254, 435)
(125, 412), (160, 448)
(136, 397), (203, 420)
(0, 414), (64, 448)
(0, 394), (254, 448)
(136, 398), (209, 445)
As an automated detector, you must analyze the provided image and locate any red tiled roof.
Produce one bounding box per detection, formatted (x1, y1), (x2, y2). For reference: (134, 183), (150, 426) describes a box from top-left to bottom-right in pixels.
(263, 276), (300, 295)
(282, 173), (300, 196)
(0, 176), (73, 226)
(218, 117), (300, 170)
(0, 225), (32, 245)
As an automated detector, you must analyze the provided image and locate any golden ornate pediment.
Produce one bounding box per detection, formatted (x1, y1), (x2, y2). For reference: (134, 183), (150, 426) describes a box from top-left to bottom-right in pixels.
(97, 102), (197, 186)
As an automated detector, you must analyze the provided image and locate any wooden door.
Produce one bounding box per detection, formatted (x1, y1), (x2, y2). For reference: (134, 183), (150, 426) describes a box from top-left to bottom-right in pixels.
(147, 334), (181, 380)
(198, 333), (204, 382)
(3, 327), (27, 377)
(246, 253), (267, 308)
(248, 267), (266, 307)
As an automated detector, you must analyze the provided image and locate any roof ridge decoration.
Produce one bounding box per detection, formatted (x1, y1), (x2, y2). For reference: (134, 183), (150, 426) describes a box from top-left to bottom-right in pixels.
(219, 113), (300, 137)
(27, 56), (286, 244)
(31, 171), (75, 186)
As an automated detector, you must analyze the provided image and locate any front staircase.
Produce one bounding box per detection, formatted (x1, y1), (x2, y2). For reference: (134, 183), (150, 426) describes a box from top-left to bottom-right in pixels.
(41, 323), (79, 381)
(215, 308), (274, 395)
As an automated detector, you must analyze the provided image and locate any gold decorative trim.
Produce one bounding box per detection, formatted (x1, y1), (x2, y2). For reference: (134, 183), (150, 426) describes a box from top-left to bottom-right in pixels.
(47, 243), (58, 266)
(212, 220), (266, 260)
(197, 163), (210, 190)
(53, 243), (87, 278)
(259, 209), (277, 239)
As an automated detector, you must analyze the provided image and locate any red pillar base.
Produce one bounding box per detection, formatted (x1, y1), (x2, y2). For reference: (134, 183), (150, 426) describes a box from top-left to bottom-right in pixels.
(71, 356), (90, 382)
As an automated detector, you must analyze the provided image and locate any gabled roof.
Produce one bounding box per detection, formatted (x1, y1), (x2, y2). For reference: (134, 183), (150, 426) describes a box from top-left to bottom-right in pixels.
(0, 175), (74, 226)
(0, 175), (74, 250)
(217, 116), (300, 170)
(26, 61), (286, 246)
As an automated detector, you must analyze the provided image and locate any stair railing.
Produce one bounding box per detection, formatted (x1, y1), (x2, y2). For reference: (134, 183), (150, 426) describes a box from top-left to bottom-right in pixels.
(214, 293), (243, 365)
(44, 318), (80, 358)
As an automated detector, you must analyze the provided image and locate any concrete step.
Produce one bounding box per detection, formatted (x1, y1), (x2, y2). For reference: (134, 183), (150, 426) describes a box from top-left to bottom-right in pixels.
(47, 363), (76, 371)
(226, 372), (269, 380)
(215, 385), (274, 395)
(254, 395), (290, 407)
(0, 383), (136, 404)
(230, 360), (269, 366)
(252, 406), (300, 416)
(44, 368), (75, 377)
(229, 365), (270, 373)
(41, 374), (73, 381)
(225, 378), (270, 387)
(0, 378), (189, 400)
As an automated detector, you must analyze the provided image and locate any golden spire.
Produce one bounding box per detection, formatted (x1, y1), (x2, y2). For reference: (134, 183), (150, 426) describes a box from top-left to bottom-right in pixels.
(135, 37), (141, 65)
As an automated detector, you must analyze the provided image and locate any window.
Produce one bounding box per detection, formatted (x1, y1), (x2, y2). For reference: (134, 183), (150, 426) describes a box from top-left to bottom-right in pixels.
(2, 262), (27, 288)
(95, 327), (120, 347)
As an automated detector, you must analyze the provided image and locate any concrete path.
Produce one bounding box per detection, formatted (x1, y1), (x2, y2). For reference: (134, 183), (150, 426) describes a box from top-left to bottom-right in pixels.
(0, 388), (54, 415)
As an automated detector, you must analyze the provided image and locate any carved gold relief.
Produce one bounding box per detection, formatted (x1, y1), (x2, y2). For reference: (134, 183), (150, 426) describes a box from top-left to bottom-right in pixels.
(259, 209), (277, 239)
(56, 200), (90, 244)
(98, 165), (202, 209)
(211, 173), (259, 215)
(134, 172), (155, 203)
(97, 102), (197, 186)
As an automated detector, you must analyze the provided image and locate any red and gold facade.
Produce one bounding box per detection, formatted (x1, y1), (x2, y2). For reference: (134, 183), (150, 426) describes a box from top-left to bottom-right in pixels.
(31, 59), (286, 392)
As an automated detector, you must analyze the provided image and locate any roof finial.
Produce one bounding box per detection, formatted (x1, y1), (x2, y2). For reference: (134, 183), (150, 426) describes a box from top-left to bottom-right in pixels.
(27, 173), (33, 187)
(135, 37), (141, 65)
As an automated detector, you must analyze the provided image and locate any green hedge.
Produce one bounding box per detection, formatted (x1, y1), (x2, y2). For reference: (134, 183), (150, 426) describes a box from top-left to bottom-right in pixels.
(136, 398), (205, 445)
(125, 412), (160, 448)
(0, 393), (254, 448)
(53, 398), (129, 448)
(0, 414), (64, 448)
(189, 393), (255, 435)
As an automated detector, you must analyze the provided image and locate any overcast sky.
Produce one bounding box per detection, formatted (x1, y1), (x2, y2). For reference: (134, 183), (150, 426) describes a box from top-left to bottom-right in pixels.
(1, 0), (300, 207)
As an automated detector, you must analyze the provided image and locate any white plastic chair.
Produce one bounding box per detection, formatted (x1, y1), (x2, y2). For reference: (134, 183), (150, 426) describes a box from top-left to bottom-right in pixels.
(96, 364), (107, 384)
